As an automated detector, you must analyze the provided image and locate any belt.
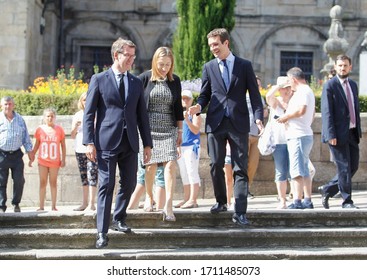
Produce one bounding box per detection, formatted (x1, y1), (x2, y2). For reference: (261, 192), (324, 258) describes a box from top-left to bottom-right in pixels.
(0, 149), (20, 154)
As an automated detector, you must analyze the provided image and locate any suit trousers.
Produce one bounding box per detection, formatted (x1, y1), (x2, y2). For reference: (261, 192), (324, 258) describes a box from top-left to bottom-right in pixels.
(96, 132), (138, 233)
(207, 117), (249, 214)
(0, 149), (25, 211)
(324, 128), (359, 205)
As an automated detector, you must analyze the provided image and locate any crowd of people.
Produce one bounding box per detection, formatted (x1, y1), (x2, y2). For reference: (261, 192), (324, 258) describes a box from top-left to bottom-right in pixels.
(0, 29), (361, 249)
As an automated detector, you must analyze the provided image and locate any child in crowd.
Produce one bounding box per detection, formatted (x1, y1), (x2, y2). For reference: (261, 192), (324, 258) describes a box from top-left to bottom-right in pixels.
(29, 108), (66, 211)
(71, 92), (98, 211)
(128, 161), (166, 211)
(176, 90), (202, 208)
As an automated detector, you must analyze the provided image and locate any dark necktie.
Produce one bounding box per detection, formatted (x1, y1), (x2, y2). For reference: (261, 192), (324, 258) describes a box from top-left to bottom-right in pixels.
(119, 74), (125, 106)
(222, 60), (230, 117)
(344, 79), (355, 125)
(222, 59), (230, 91)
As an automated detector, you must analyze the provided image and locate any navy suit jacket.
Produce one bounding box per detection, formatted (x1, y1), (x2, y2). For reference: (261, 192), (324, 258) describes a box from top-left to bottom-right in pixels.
(198, 56), (263, 133)
(83, 68), (152, 152)
(321, 76), (361, 145)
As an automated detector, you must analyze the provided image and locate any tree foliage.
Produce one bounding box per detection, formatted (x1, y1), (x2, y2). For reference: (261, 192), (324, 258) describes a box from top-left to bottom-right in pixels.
(173, 0), (236, 80)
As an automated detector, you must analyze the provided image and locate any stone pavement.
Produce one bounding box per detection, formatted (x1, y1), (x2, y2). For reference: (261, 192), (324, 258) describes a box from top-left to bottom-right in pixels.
(15, 190), (367, 214)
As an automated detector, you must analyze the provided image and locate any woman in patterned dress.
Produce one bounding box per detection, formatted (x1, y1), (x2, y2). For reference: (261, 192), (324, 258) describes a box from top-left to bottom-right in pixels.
(138, 47), (183, 221)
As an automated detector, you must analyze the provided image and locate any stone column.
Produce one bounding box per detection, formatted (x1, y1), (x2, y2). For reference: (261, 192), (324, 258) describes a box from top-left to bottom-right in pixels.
(321, 5), (349, 78)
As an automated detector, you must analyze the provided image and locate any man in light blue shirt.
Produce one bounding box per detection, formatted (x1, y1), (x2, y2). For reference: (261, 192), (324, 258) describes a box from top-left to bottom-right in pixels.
(0, 96), (34, 212)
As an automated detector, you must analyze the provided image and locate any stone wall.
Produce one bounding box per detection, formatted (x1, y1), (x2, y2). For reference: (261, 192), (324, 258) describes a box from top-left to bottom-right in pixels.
(0, 0), (44, 90)
(7, 113), (367, 207)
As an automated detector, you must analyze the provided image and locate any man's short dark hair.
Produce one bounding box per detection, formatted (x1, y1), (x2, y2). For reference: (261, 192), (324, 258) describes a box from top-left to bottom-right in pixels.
(207, 28), (230, 44)
(287, 67), (305, 81)
(335, 54), (352, 65)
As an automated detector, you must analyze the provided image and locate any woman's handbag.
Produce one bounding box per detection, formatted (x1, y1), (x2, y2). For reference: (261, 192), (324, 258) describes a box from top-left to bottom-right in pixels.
(258, 118), (276, 156)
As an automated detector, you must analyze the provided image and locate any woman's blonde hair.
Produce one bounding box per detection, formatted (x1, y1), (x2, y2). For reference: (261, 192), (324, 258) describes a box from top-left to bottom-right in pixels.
(150, 47), (174, 82)
(78, 92), (87, 110)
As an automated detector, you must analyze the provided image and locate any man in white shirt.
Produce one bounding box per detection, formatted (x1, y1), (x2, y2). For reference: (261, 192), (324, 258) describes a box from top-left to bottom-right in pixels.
(276, 67), (315, 209)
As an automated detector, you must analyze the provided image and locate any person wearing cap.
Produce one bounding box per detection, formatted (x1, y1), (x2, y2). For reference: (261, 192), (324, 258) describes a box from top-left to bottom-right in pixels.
(266, 76), (293, 209)
(176, 89), (202, 209)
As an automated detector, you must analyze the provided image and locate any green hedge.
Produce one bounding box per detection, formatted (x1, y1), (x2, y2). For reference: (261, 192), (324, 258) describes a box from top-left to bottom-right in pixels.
(2, 89), (367, 116)
(192, 92), (367, 114)
(0, 89), (79, 116)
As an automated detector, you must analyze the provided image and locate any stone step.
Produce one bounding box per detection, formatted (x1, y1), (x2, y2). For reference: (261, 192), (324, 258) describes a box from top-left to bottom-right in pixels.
(2, 247), (367, 260)
(1, 209), (367, 229)
(1, 227), (367, 250)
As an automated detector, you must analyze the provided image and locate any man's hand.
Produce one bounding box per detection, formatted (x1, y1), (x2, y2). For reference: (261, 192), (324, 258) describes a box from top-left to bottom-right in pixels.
(329, 138), (337, 146)
(86, 144), (97, 162)
(276, 114), (289, 124)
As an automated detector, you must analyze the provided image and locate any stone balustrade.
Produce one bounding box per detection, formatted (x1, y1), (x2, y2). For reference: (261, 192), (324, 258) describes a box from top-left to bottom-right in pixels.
(8, 113), (367, 207)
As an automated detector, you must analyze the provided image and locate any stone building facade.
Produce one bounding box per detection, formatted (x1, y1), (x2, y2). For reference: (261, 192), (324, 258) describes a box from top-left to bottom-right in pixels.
(1, 0), (367, 90)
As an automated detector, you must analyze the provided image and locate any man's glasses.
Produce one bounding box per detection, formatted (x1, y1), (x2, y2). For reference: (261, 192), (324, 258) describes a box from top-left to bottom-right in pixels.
(118, 52), (136, 60)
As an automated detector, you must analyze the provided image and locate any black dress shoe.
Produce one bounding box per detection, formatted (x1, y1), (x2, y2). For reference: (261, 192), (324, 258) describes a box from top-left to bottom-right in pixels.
(112, 221), (132, 233)
(96, 233), (108, 249)
(318, 186), (330, 209)
(232, 213), (250, 227)
(210, 202), (227, 214)
(342, 203), (359, 209)
(13, 204), (21, 212)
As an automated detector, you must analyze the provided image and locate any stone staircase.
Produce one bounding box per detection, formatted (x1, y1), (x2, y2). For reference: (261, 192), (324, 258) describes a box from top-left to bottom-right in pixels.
(1, 193), (367, 259)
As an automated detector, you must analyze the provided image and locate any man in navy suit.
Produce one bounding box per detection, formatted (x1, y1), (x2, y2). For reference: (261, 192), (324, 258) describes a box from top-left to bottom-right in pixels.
(188, 28), (264, 226)
(83, 38), (152, 248)
(320, 54), (361, 209)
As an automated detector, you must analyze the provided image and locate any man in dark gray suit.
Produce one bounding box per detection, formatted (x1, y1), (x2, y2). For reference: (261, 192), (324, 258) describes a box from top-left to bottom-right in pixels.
(320, 54), (361, 209)
(83, 38), (152, 248)
(188, 28), (264, 226)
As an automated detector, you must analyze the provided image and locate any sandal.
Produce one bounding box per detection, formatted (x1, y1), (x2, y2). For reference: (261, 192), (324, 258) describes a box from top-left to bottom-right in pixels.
(162, 210), (176, 222)
(143, 198), (154, 212)
(73, 206), (87, 211)
(174, 201), (186, 208)
(180, 202), (199, 209)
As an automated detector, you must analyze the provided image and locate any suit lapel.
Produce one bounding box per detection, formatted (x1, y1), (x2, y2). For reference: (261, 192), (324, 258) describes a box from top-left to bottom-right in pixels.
(229, 57), (239, 92)
(126, 73), (133, 104)
(107, 68), (119, 94)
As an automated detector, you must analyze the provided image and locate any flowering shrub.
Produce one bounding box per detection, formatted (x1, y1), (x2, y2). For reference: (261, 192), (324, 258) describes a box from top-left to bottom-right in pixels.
(26, 65), (88, 96)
